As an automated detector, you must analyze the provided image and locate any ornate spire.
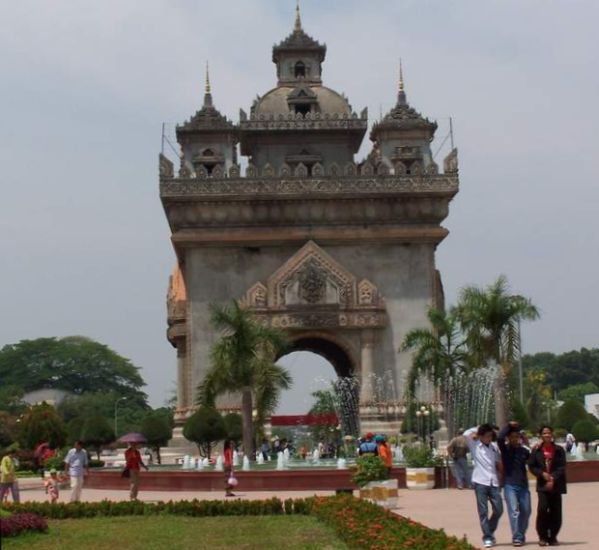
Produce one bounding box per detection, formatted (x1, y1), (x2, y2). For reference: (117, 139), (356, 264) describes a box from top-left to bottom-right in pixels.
(397, 58), (407, 106)
(294, 0), (302, 32)
(203, 61), (213, 108)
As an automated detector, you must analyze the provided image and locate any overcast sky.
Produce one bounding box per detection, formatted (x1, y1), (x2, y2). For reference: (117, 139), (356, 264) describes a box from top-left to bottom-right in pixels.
(1, 1), (598, 412)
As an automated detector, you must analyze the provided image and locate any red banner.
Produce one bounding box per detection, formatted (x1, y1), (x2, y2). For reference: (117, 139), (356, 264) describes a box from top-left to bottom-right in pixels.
(270, 413), (338, 426)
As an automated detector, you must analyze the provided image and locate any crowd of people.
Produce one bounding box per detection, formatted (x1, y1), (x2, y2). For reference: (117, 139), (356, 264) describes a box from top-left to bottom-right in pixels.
(447, 423), (567, 548)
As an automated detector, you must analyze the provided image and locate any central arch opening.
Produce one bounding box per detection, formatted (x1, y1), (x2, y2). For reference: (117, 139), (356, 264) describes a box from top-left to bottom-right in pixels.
(273, 336), (359, 445)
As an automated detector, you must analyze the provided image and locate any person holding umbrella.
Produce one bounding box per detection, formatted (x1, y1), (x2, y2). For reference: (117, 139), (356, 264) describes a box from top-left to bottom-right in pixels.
(119, 433), (149, 501)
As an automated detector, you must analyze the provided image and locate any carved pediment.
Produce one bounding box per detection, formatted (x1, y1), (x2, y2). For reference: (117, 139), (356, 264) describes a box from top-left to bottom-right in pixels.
(241, 242), (386, 330)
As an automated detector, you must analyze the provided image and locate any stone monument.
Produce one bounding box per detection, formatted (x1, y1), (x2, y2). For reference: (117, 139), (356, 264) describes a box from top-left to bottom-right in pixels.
(161, 6), (459, 435)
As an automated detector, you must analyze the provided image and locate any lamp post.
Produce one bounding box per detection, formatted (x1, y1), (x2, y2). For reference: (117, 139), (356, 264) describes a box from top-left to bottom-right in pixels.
(114, 397), (126, 438)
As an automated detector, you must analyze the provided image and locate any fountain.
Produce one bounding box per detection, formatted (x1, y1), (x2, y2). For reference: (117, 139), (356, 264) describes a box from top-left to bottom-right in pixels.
(195, 457), (203, 470)
(575, 442), (585, 460)
(283, 448), (290, 467)
(215, 455), (224, 471)
(256, 452), (265, 465)
(233, 450), (240, 467)
(336, 457), (347, 469)
(570, 443), (578, 457)
(202, 457), (209, 468)
(242, 455), (250, 471)
(312, 448), (320, 465)
(276, 451), (285, 471)
(181, 455), (191, 469)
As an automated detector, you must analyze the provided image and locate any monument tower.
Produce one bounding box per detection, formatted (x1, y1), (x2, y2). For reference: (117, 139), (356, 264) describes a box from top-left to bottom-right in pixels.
(161, 6), (459, 433)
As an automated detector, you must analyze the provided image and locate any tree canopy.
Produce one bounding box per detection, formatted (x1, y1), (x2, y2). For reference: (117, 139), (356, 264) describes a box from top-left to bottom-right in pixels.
(141, 409), (174, 464)
(0, 337), (147, 402)
(18, 403), (67, 450)
(183, 406), (226, 458)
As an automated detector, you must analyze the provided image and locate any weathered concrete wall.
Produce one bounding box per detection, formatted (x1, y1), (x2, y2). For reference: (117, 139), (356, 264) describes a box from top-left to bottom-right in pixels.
(185, 241), (435, 405)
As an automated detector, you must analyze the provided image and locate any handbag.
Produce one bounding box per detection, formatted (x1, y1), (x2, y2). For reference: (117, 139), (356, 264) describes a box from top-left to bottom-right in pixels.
(121, 467), (130, 478)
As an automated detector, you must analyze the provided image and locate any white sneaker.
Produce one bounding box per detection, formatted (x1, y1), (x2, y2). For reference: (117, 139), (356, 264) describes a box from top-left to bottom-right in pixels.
(484, 540), (494, 548)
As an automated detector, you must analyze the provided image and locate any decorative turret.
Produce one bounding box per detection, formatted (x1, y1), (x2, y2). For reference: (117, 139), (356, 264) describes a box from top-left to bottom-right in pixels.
(176, 63), (238, 177)
(272, 1), (327, 86)
(370, 61), (438, 175)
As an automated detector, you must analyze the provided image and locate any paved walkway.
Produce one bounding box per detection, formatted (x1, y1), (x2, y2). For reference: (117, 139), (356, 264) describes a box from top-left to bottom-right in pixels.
(12, 479), (598, 549)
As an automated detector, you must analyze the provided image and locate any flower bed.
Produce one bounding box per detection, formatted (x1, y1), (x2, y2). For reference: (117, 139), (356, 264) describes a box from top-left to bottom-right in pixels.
(3, 497), (476, 549)
(312, 496), (476, 550)
(0, 512), (48, 537)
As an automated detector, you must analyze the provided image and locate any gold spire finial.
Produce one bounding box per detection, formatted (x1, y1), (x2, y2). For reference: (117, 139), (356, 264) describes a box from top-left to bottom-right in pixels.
(294, 0), (302, 32)
(399, 58), (404, 92)
(205, 61), (211, 94)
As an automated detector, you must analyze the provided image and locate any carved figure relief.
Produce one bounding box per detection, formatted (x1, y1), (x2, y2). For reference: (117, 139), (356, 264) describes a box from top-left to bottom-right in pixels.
(297, 262), (327, 303)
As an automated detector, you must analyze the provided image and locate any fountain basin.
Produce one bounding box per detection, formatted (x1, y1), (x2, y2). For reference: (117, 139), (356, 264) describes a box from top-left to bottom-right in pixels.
(84, 460), (599, 492)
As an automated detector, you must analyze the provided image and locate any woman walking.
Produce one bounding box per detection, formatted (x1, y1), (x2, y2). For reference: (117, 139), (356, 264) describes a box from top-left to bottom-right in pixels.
(528, 426), (567, 547)
(223, 440), (236, 497)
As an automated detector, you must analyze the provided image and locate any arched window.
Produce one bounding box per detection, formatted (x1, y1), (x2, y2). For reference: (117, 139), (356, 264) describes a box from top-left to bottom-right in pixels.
(294, 61), (306, 78)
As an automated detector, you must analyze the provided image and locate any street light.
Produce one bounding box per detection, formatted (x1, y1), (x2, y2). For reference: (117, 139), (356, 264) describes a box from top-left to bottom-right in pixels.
(114, 397), (126, 438)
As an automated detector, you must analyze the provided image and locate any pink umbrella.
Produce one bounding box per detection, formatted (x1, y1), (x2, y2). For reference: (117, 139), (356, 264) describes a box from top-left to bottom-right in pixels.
(117, 432), (147, 444)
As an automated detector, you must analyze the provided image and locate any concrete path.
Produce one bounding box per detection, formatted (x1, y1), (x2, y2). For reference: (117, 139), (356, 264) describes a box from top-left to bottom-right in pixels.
(11, 479), (598, 549)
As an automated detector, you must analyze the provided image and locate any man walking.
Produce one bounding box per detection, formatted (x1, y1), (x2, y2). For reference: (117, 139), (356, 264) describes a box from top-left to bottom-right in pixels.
(64, 440), (89, 502)
(0, 448), (20, 503)
(447, 428), (470, 489)
(497, 422), (531, 547)
(465, 424), (504, 548)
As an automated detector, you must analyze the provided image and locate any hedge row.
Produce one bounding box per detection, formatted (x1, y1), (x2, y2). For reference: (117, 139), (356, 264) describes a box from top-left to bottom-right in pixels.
(2, 497), (476, 549)
(0, 513), (48, 538)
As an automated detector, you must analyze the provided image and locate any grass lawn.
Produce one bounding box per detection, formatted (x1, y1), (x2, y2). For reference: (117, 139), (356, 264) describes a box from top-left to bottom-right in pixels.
(2, 515), (349, 550)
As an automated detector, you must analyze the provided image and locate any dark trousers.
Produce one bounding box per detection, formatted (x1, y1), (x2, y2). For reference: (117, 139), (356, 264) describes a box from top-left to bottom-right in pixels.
(536, 491), (562, 543)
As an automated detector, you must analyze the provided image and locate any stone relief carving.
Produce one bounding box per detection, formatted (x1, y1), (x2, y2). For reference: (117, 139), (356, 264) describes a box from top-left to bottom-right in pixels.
(178, 156), (191, 178)
(376, 163), (390, 176)
(228, 164), (241, 178)
(328, 162), (340, 176)
(410, 161), (423, 175)
(394, 161), (406, 175)
(426, 161), (439, 175)
(312, 162), (325, 177)
(196, 166), (208, 179)
(239, 241), (387, 330)
(344, 162), (357, 176)
(211, 165), (224, 179)
(246, 163), (257, 177)
(279, 163), (292, 177)
(262, 163), (275, 177)
(443, 148), (459, 174)
(294, 163), (308, 178)
(159, 154), (174, 178)
(361, 162), (374, 176)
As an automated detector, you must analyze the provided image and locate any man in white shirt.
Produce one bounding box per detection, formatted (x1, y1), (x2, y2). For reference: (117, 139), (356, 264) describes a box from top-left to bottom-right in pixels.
(63, 440), (89, 502)
(464, 424), (504, 548)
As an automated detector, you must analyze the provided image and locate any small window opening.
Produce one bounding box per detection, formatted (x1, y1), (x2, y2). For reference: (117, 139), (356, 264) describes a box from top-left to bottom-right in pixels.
(294, 61), (306, 78)
(294, 103), (311, 116)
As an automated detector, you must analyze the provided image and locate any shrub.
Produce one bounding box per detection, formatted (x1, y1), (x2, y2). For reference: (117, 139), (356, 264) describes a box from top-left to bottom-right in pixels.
(572, 419), (599, 445)
(183, 406), (226, 458)
(351, 455), (389, 487)
(556, 400), (588, 431)
(403, 444), (442, 468)
(0, 512), (48, 537)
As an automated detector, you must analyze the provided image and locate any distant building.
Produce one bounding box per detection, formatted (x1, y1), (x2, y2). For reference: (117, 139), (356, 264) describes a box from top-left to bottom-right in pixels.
(22, 388), (71, 407)
(584, 393), (599, 420)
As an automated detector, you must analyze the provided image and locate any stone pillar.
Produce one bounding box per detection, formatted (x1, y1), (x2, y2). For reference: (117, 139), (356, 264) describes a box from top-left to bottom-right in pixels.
(359, 330), (375, 404)
(176, 344), (186, 410)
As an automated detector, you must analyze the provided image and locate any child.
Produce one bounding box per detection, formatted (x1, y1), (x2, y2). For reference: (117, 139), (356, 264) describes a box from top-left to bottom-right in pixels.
(44, 469), (62, 503)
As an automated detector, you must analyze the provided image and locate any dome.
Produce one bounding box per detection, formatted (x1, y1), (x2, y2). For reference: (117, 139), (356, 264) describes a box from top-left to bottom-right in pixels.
(253, 85), (352, 117)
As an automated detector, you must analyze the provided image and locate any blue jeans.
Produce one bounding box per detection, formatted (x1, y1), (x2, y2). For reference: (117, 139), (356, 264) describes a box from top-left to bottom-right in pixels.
(504, 484), (531, 543)
(474, 482), (503, 542)
(451, 457), (470, 488)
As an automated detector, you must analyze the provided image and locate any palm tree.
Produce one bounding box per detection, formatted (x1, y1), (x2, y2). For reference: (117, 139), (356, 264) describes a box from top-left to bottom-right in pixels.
(197, 301), (291, 458)
(401, 307), (469, 436)
(455, 275), (539, 426)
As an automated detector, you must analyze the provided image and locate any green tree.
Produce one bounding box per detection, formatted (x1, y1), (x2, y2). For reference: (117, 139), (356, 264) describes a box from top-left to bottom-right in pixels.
(0, 337), (147, 403)
(0, 411), (19, 448)
(183, 406), (226, 458)
(140, 409), (174, 464)
(558, 382), (599, 404)
(79, 415), (115, 459)
(556, 399), (588, 432)
(18, 403), (67, 450)
(222, 413), (243, 444)
(307, 390), (339, 444)
(197, 301), (290, 458)
(572, 419), (599, 451)
(455, 275), (540, 426)
(401, 307), (469, 437)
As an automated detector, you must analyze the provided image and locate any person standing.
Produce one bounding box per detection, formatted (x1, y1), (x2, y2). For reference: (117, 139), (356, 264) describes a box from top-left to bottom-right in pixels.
(464, 424), (504, 549)
(358, 433), (378, 456)
(63, 440), (89, 502)
(0, 448), (20, 503)
(565, 432), (575, 454)
(497, 422), (531, 547)
(223, 440), (236, 497)
(528, 425), (567, 547)
(447, 429), (471, 489)
(124, 443), (148, 500)
(375, 435), (393, 475)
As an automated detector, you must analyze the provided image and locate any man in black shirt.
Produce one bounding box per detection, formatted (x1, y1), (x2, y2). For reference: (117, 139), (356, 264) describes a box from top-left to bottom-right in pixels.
(497, 422), (531, 547)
